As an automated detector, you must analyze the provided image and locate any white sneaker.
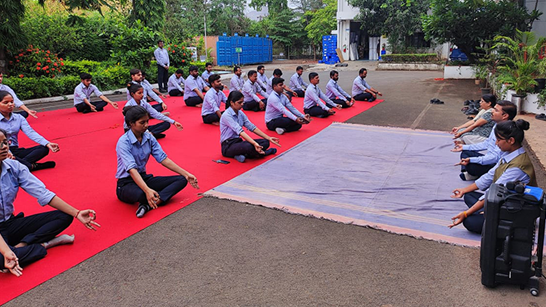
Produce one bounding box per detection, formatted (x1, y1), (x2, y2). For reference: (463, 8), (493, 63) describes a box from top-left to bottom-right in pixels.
(275, 128), (286, 135)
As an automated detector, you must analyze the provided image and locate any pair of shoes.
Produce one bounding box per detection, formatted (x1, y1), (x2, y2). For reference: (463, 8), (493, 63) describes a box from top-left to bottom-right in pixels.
(264, 148), (277, 156)
(153, 133), (166, 139)
(535, 113), (546, 121)
(430, 98), (444, 104)
(234, 155), (246, 163)
(136, 203), (151, 218)
(31, 161), (56, 171)
(275, 127), (286, 135)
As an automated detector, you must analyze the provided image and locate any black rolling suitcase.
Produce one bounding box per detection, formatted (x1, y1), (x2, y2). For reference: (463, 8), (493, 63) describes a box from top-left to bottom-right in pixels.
(480, 182), (545, 296)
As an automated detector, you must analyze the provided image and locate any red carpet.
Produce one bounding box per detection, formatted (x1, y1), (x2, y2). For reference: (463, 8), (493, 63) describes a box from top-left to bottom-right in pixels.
(0, 93), (382, 304)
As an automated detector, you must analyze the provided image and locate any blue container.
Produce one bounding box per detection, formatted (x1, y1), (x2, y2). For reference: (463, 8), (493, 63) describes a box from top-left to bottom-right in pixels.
(217, 35), (273, 66)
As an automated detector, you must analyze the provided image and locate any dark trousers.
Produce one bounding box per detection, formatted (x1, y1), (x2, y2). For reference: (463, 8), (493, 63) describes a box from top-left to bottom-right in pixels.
(221, 138), (270, 159)
(0, 210), (73, 269)
(75, 100), (108, 113)
(288, 90), (305, 98)
(157, 64), (169, 91)
(304, 106), (331, 118)
(243, 99), (267, 112)
(460, 150), (495, 177)
(354, 93), (375, 102)
(14, 111), (29, 118)
(10, 145), (50, 170)
(185, 96), (203, 107)
(202, 113), (220, 124)
(151, 103), (164, 112)
(463, 191), (485, 234)
(331, 98), (351, 108)
(169, 89), (183, 97)
(266, 117), (302, 132)
(117, 173), (188, 206)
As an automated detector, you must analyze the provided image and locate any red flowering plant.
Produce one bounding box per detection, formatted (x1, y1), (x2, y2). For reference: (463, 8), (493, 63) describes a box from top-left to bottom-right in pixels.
(166, 43), (192, 68)
(7, 46), (64, 78)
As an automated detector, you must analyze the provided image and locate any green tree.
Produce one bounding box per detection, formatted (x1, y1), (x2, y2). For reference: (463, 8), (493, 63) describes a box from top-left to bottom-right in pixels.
(0, 0), (27, 74)
(423, 0), (539, 62)
(130, 0), (165, 32)
(304, 0), (337, 59)
(349, 0), (431, 52)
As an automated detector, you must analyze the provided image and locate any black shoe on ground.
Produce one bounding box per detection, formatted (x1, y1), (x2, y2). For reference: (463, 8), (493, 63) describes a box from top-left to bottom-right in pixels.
(153, 133), (166, 139)
(264, 148), (277, 156)
(32, 161), (56, 171)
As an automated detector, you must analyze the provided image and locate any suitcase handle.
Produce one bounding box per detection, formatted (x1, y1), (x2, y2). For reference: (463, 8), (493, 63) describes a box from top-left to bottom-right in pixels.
(503, 235), (511, 264)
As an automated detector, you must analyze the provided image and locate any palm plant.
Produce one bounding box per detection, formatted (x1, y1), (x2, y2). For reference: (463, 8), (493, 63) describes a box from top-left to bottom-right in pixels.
(492, 29), (546, 96)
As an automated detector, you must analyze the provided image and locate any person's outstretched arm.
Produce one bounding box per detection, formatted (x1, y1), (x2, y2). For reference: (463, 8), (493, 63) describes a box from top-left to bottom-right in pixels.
(48, 196), (100, 231)
(160, 158), (199, 189)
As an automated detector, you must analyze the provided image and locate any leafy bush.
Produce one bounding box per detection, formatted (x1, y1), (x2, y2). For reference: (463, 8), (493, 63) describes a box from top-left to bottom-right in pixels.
(61, 60), (104, 76)
(3, 76), (80, 100)
(165, 44), (193, 67)
(110, 20), (161, 69)
(381, 53), (440, 63)
(8, 46), (65, 78)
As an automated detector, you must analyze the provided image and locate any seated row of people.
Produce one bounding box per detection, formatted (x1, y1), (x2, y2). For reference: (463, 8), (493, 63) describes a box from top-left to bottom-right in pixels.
(448, 100), (537, 235)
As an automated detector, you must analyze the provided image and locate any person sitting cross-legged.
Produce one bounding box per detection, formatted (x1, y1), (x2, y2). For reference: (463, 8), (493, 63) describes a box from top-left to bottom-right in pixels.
(303, 72), (342, 118)
(74, 73), (119, 113)
(220, 91), (280, 163)
(326, 70), (354, 108)
(167, 69), (185, 97)
(242, 70), (269, 112)
(201, 74), (227, 125)
(0, 127), (100, 274)
(352, 68), (382, 102)
(265, 77), (311, 135)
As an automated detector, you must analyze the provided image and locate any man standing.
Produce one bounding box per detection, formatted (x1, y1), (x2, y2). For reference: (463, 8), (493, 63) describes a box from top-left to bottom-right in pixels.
(352, 68), (382, 102)
(154, 40), (170, 93)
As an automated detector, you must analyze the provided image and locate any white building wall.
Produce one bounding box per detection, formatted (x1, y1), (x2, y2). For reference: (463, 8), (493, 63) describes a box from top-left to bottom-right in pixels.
(337, 0), (359, 61)
(527, 0), (546, 37)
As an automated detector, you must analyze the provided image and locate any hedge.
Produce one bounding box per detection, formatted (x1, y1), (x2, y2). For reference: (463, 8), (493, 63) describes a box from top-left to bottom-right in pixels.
(4, 61), (208, 100)
(381, 53), (440, 63)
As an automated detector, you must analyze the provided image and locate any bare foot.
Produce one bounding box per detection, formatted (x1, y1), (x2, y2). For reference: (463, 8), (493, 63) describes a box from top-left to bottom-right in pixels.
(212, 122), (220, 126)
(42, 234), (75, 249)
(195, 104), (203, 108)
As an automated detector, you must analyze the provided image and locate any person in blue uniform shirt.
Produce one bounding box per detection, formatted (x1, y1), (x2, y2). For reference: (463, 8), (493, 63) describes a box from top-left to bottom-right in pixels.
(201, 62), (213, 87)
(126, 69), (167, 113)
(326, 70), (354, 108)
(303, 73), (342, 118)
(288, 66), (308, 98)
(352, 68), (382, 102)
(201, 74), (226, 125)
(74, 73), (119, 113)
(452, 100), (517, 181)
(154, 40), (170, 93)
(184, 65), (209, 107)
(167, 69), (185, 97)
(0, 73), (37, 119)
(242, 70), (269, 112)
(0, 128), (99, 274)
(449, 119), (536, 233)
(230, 66), (244, 93)
(116, 106), (199, 218)
(220, 91), (280, 163)
(266, 69), (297, 98)
(265, 77), (311, 135)
(124, 84), (183, 139)
(0, 91), (59, 171)
(256, 65), (268, 91)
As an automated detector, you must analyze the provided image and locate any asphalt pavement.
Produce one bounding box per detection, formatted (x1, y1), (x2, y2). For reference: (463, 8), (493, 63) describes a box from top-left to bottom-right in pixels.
(5, 61), (546, 307)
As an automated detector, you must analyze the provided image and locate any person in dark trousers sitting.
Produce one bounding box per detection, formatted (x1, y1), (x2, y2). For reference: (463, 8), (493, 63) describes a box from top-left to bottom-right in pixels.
(201, 74), (227, 125)
(219, 91), (280, 163)
(265, 77), (310, 135)
(352, 68), (382, 102)
(73, 73), (118, 113)
(116, 106), (199, 218)
(303, 72), (341, 118)
(0, 128), (99, 274)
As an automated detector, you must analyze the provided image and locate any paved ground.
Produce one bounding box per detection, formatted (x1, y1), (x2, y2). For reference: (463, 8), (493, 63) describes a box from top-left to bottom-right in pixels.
(6, 61), (546, 307)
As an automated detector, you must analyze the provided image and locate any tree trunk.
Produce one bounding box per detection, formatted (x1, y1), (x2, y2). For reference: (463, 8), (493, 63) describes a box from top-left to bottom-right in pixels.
(0, 47), (6, 75)
(312, 42), (316, 61)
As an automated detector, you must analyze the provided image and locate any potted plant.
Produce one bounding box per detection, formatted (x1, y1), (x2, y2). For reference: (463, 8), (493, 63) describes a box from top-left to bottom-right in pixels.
(493, 30), (546, 113)
(473, 64), (490, 93)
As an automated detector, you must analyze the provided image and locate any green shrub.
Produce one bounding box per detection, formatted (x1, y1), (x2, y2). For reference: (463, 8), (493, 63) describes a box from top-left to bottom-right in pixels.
(110, 20), (160, 69)
(61, 60), (104, 76)
(166, 44), (193, 67)
(3, 76), (80, 100)
(381, 53), (440, 63)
